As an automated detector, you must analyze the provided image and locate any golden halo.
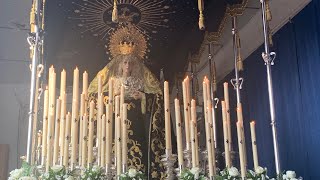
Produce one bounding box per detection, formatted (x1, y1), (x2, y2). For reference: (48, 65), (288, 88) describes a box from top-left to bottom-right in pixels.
(108, 24), (147, 59)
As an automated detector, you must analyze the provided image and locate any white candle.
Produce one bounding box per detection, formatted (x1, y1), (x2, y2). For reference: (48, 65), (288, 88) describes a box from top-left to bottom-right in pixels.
(83, 71), (88, 95)
(182, 79), (190, 150)
(221, 101), (231, 168)
(71, 67), (79, 169)
(237, 103), (247, 167)
(190, 103), (197, 167)
(87, 101), (95, 166)
(223, 82), (232, 150)
(63, 112), (71, 167)
(81, 114), (88, 168)
(59, 92), (67, 164)
(122, 103), (128, 167)
(46, 71), (56, 171)
(105, 103), (111, 166)
(41, 88), (48, 165)
(60, 69), (66, 97)
(100, 114), (106, 166)
(205, 100), (214, 177)
(174, 99), (184, 167)
(79, 93), (85, 165)
(250, 121), (259, 170)
(53, 98), (61, 165)
(164, 81), (172, 151)
(237, 121), (246, 179)
(191, 100), (199, 167)
(115, 96), (122, 175)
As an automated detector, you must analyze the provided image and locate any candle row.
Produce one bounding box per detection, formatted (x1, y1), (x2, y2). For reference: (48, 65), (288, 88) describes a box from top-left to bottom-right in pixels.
(38, 67), (129, 175)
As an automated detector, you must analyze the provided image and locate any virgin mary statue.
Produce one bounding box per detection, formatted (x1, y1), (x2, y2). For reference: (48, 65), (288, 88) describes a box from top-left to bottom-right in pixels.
(88, 25), (166, 179)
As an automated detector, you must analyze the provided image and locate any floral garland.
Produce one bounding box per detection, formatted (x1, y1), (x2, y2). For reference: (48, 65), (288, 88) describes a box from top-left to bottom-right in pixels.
(8, 162), (302, 180)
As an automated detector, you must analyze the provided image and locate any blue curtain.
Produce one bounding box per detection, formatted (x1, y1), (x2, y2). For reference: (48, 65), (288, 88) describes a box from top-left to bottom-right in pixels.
(216, 1), (320, 179)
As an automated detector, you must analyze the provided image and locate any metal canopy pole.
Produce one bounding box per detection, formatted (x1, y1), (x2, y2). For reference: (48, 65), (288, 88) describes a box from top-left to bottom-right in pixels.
(231, 16), (243, 104)
(207, 43), (218, 149)
(26, 0), (42, 163)
(260, 0), (281, 175)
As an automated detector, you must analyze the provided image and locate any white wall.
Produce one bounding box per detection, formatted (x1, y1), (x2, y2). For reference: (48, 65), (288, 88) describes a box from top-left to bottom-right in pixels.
(0, 83), (29, 172)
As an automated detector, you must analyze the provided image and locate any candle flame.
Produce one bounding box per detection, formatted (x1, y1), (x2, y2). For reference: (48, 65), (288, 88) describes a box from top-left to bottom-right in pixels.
(251, 121), (255, 124)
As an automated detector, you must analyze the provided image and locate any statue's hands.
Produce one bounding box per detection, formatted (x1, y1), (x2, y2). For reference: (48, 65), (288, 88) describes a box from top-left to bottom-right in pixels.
(131, 91), (144, 100)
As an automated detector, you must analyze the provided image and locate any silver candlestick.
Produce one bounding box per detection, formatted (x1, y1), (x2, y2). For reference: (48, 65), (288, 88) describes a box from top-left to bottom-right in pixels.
(183, 148), (192, 169)
(161, 149), (177, 180)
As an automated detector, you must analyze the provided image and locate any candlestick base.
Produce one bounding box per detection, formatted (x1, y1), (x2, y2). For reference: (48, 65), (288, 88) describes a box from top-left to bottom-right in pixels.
(105, 163), (116, 179)
(161, 150), (177, 180)
(183, 149), (192, 169)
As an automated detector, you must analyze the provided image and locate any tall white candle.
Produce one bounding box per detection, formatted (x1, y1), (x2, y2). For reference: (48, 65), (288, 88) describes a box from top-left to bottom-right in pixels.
(222, 101), (231, 168)
(46, 71), (56, 171)
(164, 81), (172, 151)
(60, 69), (66, 96)
(205, 100), (214, 177)
(79, 93), (85, 165)
(81, 114), (88, 168)
(87, 101), (95, 166)
(191, 99), (199, 167)
(71, 67), (79, 169)
(115, 96), (122, 175)
(59, 92), (67, 164)
(101, 114), (106, 166)
(182, 79), (191, 150)
(190, 104), (197, 167)
(237, 103), (247, 167)
(53, 98), (61, 165)
(250, 121), (259, 170)
(63, 112), (71, 167)
(237, 121), (246, 179)
(41, 88), (48, 165)
(122, 103), (128, 167)
(223, 82), (232, 150)
(174, 99), (184, 167)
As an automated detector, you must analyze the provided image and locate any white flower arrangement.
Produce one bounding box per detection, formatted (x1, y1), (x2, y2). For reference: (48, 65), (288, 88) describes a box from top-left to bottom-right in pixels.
(8, 162), (38, 180)
(215, 167), (241, 180)
(80, 165), (106, 180)
(119, 168), (146, 180)
(180, 167), (207, 180)
(277, 170), (302, 180)
(247, 166), (269, 180)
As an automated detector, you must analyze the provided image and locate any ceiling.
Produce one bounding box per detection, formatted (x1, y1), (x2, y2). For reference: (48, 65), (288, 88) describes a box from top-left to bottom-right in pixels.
(42, 0), (245, 85)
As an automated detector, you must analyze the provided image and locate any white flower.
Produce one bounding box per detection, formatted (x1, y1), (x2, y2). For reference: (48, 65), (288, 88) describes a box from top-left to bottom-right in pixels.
(286, 171), (296, 178)
(128, 168), (137, 178)
(51, 165), (64, 173)
(255, 166), (265, 175)
(18, 177), (36, 180)
(92, 165), (100, 172)
(228, 167), (239, 177)
(9, 168), (24, 179)
(65, 176), (74, 180)
(190, 167), (201, 179)
(283, 174), (288, 179)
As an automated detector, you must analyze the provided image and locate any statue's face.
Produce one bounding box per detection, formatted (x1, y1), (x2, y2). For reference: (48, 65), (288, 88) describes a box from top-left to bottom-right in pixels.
(122, 59), (132, 77)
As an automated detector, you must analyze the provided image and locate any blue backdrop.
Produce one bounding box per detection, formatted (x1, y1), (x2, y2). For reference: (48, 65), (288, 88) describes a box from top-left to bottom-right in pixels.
(215, 1), (320, 179)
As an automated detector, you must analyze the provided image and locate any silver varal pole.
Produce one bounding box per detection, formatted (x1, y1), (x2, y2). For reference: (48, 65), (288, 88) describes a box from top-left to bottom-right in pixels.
(231, 16), (243, 104)
(260, 0), (281, 174)
(207, 43), (218, 148)
(26, 0), (42, 163)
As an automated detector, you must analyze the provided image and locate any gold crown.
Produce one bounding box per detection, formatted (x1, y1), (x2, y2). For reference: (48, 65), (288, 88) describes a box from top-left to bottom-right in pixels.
(119, 41), (135, 55)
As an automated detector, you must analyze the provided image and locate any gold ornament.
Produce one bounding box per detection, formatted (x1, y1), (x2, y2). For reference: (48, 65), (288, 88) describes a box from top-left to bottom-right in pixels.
(108, 24), (147, 59)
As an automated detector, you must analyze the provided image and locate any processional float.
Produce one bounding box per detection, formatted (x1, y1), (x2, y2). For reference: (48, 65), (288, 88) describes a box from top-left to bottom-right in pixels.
(23, 0), (283, 179)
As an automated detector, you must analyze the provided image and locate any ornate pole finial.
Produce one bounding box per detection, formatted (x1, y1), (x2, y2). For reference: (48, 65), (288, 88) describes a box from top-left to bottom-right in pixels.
(198, 0), (205, 30)
(112, 0), (118, 23)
